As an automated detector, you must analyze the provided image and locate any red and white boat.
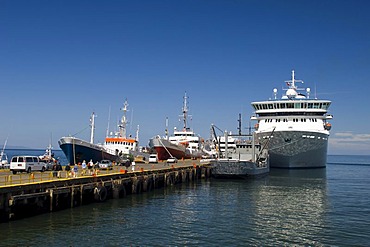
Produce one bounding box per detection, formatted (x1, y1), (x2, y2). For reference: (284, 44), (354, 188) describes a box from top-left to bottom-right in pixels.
(149, 93), (204, 161)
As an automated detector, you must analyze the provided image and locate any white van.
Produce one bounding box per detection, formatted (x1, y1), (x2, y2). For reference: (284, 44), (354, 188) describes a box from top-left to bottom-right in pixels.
(10, 156), (46, 174)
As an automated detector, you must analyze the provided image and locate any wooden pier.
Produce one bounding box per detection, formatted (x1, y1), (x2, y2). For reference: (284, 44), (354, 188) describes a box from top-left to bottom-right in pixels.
(0, 161), (212, 223)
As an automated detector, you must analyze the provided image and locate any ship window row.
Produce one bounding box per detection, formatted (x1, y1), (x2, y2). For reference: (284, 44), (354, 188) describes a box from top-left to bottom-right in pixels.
(258, 112), (324, 117)
(264, 118), (318, 123)
(174, 133), (194, 137)
(107, 141), (134, 146)
(253, 102), (330, 110)
(293, 118), (317, 122)
(264, 119), (288, 122)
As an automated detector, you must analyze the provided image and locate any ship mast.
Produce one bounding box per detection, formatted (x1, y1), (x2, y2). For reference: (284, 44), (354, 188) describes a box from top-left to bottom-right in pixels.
(89, 112), (96, 144)
(165, 117), (169, 139)
(285, 70), (304, 89)
(180, 92), (191, 130)
(119, 99), (129, 138)
(237, 113), (242, 136)
(136, 125), (139, 142)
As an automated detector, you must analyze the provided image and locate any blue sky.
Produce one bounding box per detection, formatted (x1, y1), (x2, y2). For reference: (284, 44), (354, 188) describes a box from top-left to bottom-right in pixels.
(1, 0), (370, 155)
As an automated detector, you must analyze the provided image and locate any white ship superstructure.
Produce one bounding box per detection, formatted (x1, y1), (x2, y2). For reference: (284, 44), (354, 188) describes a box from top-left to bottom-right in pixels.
(251, 70), (333, 168)
(104, 100), (139, 156)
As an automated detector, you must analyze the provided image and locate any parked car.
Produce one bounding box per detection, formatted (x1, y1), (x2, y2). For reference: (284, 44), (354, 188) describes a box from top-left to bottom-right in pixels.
(148, 154), (158, 163)
(39, 160), (55, 171)
(98, 160), (113, 170)
(1, 162), (9, 169)
(167, 157), (178, 163)
(10, 155), (46, 174)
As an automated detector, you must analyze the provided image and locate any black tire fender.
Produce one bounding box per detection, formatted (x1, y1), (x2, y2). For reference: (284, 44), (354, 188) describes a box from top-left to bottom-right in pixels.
(94, 186), (108, 202)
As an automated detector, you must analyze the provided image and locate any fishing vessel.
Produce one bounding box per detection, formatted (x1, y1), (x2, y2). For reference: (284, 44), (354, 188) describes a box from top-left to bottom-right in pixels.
(149, 93), (203, 161)
(251, 70), (333, 168)
(59, 100), (139, 165)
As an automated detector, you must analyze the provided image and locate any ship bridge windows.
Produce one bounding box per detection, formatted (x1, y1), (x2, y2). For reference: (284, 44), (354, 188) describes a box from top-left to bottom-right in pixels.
(257, 112), (326, 117)
(322, 102), (331, 110)
(255, 101), (330, 111)
(287, 103), (294, 108)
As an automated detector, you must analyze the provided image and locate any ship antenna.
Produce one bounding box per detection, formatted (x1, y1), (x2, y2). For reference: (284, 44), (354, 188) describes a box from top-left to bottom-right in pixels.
(288, 70), (304, 89)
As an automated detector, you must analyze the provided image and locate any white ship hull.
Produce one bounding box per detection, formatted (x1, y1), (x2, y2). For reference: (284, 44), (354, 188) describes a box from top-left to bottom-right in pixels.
(257, 130), (328, 168)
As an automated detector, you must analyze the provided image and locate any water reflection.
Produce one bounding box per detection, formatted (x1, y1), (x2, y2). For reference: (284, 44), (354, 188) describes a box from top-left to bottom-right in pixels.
(251, 168), (328, 245)
(0, 167), (334, 246)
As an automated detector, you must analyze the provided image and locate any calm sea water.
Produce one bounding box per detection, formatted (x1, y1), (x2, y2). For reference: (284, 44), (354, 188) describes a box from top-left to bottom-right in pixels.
(1, 150), (370, 246)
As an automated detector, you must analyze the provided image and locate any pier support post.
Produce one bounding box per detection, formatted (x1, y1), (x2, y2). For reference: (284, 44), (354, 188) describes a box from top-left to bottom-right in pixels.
(70, 188), (74, 208)
(49, 189), (53, 212)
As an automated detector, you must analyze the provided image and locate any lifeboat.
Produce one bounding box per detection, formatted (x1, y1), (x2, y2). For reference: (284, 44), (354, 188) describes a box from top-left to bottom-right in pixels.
(324, 122), (332, 130)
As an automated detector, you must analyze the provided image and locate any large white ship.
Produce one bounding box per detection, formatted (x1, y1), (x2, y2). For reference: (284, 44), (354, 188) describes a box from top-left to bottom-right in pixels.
(251, 70), (333, 168)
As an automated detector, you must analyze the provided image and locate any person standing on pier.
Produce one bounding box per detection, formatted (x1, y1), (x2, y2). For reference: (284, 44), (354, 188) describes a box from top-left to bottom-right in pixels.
(82, 160), (87, 175)
(73, 165), (78, 177)
(88, 159), (93, 175)
(65, 164), (71, 177)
